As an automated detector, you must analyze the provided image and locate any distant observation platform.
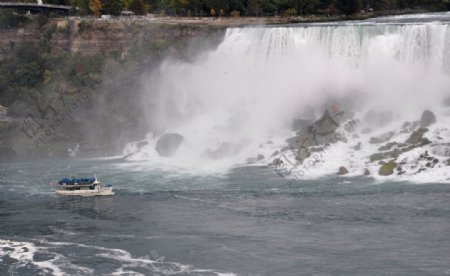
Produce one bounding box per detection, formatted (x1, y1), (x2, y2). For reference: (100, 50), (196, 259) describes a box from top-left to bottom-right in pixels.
(0, 2), (69, 15)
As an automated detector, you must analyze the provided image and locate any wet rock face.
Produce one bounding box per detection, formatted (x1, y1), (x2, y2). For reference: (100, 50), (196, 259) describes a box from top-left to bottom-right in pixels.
(288, 110), (349, 164)
(405, 128), (428, 144)
(291, 118), (313, 132)
(400, 121), (420, 133)
(378, 142), (405, 151)
(420, 110), (436, 127)
(370, 153), (385, 162)
(155, 133), (184, 157)
(369, 131), (395, 144)
(379, 161), (397, 176)
(337, 166), (349, 175)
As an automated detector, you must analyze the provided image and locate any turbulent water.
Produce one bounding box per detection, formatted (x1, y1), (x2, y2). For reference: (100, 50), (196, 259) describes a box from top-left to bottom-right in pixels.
(1, 158), (450, 275)
(125, 13), (450, 182)
(2, 13), (450, 276)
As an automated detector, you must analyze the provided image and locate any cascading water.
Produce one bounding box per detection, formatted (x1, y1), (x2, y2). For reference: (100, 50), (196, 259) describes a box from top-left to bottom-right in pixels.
(124, 19), (450, 178)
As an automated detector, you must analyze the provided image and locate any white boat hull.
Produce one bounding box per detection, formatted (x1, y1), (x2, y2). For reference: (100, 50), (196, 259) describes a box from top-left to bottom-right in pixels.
(55, 187), (114, 196)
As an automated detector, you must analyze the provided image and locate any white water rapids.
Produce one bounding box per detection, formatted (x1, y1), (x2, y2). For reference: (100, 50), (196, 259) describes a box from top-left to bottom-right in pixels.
(124, 18), (450, 180)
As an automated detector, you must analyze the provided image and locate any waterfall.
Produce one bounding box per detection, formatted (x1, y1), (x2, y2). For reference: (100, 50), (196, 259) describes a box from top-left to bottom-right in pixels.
(124, 20), (450, 176)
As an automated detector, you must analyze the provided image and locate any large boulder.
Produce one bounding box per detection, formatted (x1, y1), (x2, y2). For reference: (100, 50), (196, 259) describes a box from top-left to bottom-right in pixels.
(379, 161), (397, 176)
(337, 166), (349, 175)
(420, 110), (436, 127)
(155, 133), (184, 157)
(291, 118), (313, 132)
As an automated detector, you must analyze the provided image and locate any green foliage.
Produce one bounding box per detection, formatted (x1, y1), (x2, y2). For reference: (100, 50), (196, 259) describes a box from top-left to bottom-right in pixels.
(9, 47), (45, 87)
(129, 0), (148, 14)
(246, 0), (262, 16)
(151, 38), (168, 51)
(0, 9), (29, 29)
(78, 20), (93, 32)
(335, 0), (362, 16)
(284, 7), (297, 16)
(103, 0), (124, 15)
(230, 9), (240, 17)
(69, 0), (91, 16)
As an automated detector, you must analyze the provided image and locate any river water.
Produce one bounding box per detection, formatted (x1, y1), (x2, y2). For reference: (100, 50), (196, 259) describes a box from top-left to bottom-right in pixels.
(1, 158), (450, 275)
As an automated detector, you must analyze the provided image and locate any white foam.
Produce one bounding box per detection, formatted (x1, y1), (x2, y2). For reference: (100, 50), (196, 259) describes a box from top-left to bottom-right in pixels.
(1, 239), (236, 276)
(0, 239), (93, 275)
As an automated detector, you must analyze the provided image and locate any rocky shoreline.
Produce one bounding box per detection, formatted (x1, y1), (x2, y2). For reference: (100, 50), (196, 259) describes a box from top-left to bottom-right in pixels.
(270, 99), (450, 181)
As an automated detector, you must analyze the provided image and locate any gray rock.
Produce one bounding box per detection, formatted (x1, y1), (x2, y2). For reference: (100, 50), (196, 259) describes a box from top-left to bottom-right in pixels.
(378, 142), (407, 151)
(155, 133), (183, 157)
(337, 166), (349, 175)
(273, 158), (283, 166)
(379, 161), (397, 176)
(400, 121), (420, 133)
(370, 153), (386, 162)
(405, 128), (428, 144)
(288, 110), (350, 163)
(420, 110), (436, 127)
(369, 131), (395, 144)
(363, 168), (370, 176)
(257, 154), (264, 161)
(291, 118), (313, 132)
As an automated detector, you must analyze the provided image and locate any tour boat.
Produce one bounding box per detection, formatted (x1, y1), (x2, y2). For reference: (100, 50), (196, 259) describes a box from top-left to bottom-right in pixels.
(54, 175), (114, 196)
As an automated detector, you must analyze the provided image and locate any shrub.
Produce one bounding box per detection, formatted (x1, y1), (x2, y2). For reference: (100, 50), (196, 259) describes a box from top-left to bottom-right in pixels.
(230, 10), (240, 17)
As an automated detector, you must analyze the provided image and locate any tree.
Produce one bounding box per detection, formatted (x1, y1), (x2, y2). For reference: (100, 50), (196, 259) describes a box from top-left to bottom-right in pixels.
(247, 0), (262, 16)
(301, 0), (320, 14)
(129, 0), (148, 15)
(170, 0), (189, 15)
(89, 0), (103, 16)
(103, 0), (123, 15)
(335, 0), (362, 15)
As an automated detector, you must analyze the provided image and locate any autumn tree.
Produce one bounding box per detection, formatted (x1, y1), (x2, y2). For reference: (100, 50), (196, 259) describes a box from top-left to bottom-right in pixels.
(89, 0), (103, 16)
